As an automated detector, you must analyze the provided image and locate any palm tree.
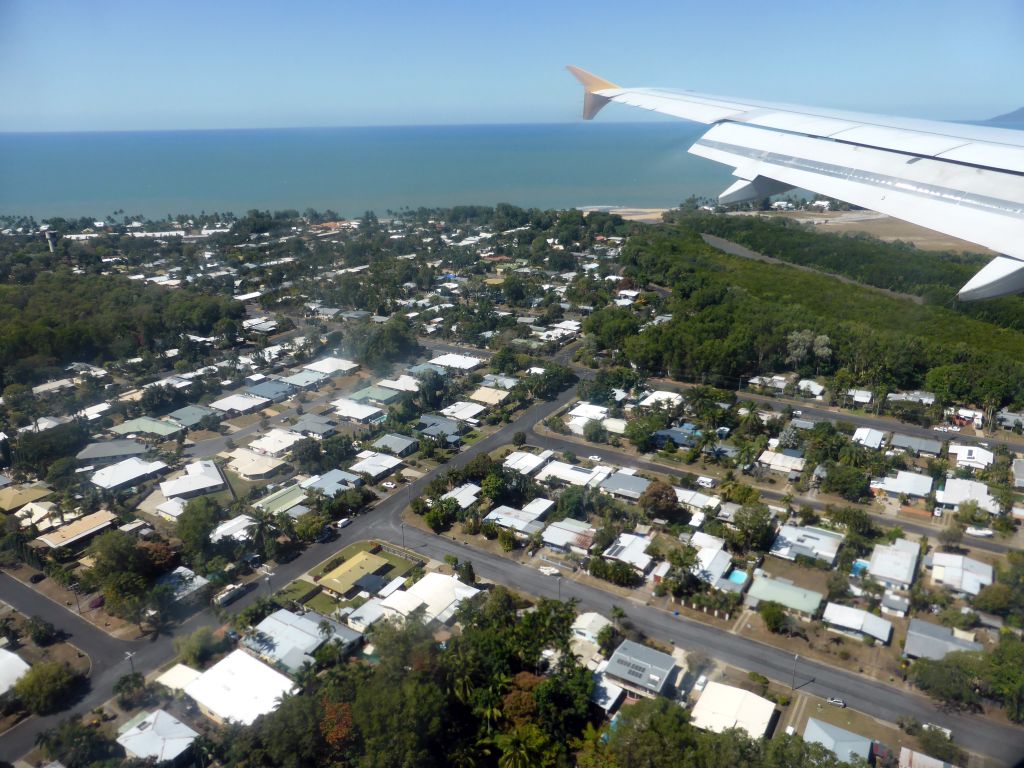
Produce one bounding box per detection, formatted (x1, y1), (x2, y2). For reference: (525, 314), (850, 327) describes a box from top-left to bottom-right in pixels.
(318, 619), (334, 641)
(610, 605), (626, 631)
(494, 725), (545, 768)
(295, 660), (318, 690)
(246, 508), (276, 558)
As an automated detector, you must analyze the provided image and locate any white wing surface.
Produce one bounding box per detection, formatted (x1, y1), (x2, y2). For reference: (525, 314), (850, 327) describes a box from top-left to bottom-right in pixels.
(568, 66), (1024, 300)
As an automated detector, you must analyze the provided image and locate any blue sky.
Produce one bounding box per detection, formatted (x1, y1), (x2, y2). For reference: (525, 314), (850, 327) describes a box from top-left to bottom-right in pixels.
(2, 0), (1021, 131)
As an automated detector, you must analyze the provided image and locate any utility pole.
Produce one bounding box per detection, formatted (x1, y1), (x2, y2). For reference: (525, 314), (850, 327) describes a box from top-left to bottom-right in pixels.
(557, 574), (563, 601)
(125, 651), (136, 675)
(791, 653), (798, 690)
(401, 522), (406, 550)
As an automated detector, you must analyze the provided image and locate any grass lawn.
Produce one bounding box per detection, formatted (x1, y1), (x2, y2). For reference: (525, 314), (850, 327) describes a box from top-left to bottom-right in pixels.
(276, 580), (320, 604)
(306, 592), (342, 616)
(223, 469), (265, 499)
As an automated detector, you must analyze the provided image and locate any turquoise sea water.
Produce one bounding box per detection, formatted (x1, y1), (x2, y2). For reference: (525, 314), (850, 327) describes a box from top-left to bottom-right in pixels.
(0, 122), (731, 219)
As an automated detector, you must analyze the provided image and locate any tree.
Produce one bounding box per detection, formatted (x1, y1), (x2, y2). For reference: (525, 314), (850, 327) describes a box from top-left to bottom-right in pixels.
(174, 626), (221, 667)
(498, 527), (517, 552)
(583, 419), (608, 444)
(114, 671), (147, 709)
(512, 431), (527, 447)
(938, 523), (964, 551)
(758, 601), (789, 634)
(729, 504), (774, 553)
(14, 661), (81, 714)
(25, 616), (59, 646)
(909, 652), (984, 712)
(606, 696), (696, 768)
(176, 497), (219, 564)
(972, 582), (1014, 615)
(35, 716), (115, 768)
(638, 480), (686, 524)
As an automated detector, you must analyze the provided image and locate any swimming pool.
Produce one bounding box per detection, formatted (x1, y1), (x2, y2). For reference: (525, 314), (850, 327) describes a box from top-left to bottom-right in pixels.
(727, 570), (748, 585)
(850, 559), (870, 576)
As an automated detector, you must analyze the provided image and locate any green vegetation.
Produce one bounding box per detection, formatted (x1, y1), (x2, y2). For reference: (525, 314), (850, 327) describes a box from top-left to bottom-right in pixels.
(13, 661), (82, 714)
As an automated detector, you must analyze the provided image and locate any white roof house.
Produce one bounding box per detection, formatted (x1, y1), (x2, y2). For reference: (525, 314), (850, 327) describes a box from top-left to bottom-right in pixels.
(603, 532), (652, 573)
(690, 681), (776, 738)
(948, 444), (994, 470)
(209, 514), (254, 544)
(439, 401), (487, 422)
(822, 603), (893, 643)
(484, 498), (553, 536)
(379, 572), (480, 625)
(926, 552), (994, 596)
(91, 457), (168, 490)
(243, 609), (360, 672)
(770, 525), (844, 566)
(225, 448), (284, 480)
(348, 450), (402, 481)
(0, 648), (30, 696)
(248, 428), (305, 457)
(159, 460), (224, 499)
(847, 389), (873, 405)
(935, 478), (999, 514)
(332, 398), (384, 423)
(639, 390), (684, 409)
(567, 402), (608, 421)
(209, 393), (270, 414)
(674, 487), (721, 514)
(503, 449), (553, 476)
(303, 356), (359, 375)
(117, 709), (198, 763)
(572, 612), (612, 645)
(441, 482), (481, 510)
(155, 663), (202, 693)
(757, 450), (805, 474)
(377, 374), (420, 393)
(542, 518), (596, 555)
(871, 471), (933, 499)
(868, 538), (919, 590)
(852, 427), (886, 450)
(429, 353), (482, 371)
(797, 379), (825, 398)
(185, 649), (295, 726)
(469, 386), (510, 406)
(536, 461), (612, 488)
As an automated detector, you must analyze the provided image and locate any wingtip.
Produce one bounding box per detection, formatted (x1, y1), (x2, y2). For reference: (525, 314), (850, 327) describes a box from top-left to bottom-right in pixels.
(566, 65), (618, 120)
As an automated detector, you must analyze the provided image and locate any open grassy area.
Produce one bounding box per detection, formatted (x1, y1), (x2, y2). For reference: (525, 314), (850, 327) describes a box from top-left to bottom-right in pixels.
(306, 592), (342, 616)
(223, 469), (266, 499)
(276, 580), (320, 605)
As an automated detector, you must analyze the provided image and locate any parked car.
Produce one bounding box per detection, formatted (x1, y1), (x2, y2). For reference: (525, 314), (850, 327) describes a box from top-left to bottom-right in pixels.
(29, 573), (46, 584)
(696, 476), (717, 489)
(88, 595), (105, 610)
(694, 675), (708, 693)
(588, 455), (602, 462)
(336, 517), (352, 529)
(827, 697), (846, 707)
(382, 481), (396, 489)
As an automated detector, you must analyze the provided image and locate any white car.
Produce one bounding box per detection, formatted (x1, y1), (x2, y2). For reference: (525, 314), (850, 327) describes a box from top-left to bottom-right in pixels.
(827, 697), (846, 708)
(696, 476), (717, 489)
(588, 455), (602, 462)
(694, 675), (708, 693)
(538, 566), (560, 576)
(792, 410), (803, 416)
(965, 526), (994, 538)
(382, 481), (396, 489)
(335, 517), (352, 529)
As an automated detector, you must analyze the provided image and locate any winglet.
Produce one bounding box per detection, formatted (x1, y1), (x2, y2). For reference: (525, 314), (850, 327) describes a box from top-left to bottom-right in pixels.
(566, 65), (620, 120)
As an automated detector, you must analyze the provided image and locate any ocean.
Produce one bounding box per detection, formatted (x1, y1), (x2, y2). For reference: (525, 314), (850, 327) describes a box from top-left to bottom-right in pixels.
(0, 122), (732, 220)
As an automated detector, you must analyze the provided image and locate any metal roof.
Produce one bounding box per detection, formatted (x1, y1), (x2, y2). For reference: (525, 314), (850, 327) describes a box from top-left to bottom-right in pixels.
(605, 639), (675, 695)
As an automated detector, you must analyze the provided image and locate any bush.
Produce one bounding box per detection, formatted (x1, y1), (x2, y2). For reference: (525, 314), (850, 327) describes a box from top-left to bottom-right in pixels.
(14, 661), (81, 714)
(25, 616), (59, 646)
(174, 626), (222, 667)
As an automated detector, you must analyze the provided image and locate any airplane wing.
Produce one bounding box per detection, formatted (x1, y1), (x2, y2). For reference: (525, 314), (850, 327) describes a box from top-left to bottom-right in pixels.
(567, 66), (1024, 300)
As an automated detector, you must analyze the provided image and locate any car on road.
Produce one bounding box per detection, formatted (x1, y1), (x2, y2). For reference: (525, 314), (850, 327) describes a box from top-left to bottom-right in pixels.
(538, 566), (560, 576)
(696, 476), (717, 489)
(587, 455), (602, 462)
(29, 573), (46, 584)
(336, 517), (352, 529)
(965, 526), (994, 538)
(792, 410), (802, 416)
(826, 697), (846, 707)
(694, 675), (708, 693)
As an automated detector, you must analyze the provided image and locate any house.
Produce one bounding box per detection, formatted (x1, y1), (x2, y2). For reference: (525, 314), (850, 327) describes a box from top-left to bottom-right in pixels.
(303, 356), (359, 376)
(924, 552), (993, 597)
(378, 572), (479, 625)
(255, 484), (309, 519)
(604, 640), (676, 699)
(484, 497), (553, 537)
(797, 379), (825, 398)
(566, 402), (608, 435)
(542, 518), (596, 555)
(301, 469), (363, 497)
(868, 538), (919, 590)
(332, 398), (385, 424)
(572, 612), (612, 645)
(757, 450), (805, 474)
(35, 510), (117, 549)
(689, 532), (736, 590)
(347, 598), (389, 632)
(91, 457), (168, 491)
(847, 388), (873, 405)
(503, 449), (553, 476)
(690, 681), (776, 738)
(871, 471), (933, 500)
(155, 566), (211, 605)
(439, 401), (487, 423)
(852, 427), (886, 450)
(536, 461), (612, 488)
(1013, 459), (1024, 490)
(638, 390), (683, 409)
(349, 450), (402, 482)
(482, 373), (518, 390)
(600, 471), (651, 501)
(898, 747), (962, 768)
(116, 709), (198, 766)
(372, 433), (419, 457)
(590, 661), (625, 712)
(243, 608), (362, 673)
(159, 460), (224, 499)
(76, 439), (149, 465)
(603, 532), (653, 573)
(245, 380), (294, 403)
(890, 434), (943, 457)
(934, 478), (999, 514)
(745, 575), (823, 618)
(821, 603), (893, 644)
(110, 416), (183, 440)
(279, 369), (328, 391)
(653, 428), (696, 449)
(947, 444), (994, 471)
(288, 413), (338, 440)
(350, 385), (402, 407)
(377, 374), (421, 393)
(0, 647), (30, 697)
(416, 414), (463, 445)
(888, 391), (936, 407)
(320, 551), (390, 598)
(185, 650), (295, 725)
(209, 393), (270, 415)
(469, 386), (510, 406)
(0, 482), (52, 513)
(428, 353), (482, 371)
(14, 501), (75, 533)
(225, 448), (284, 480)
(770, 525), (844, 566)
(881, 590), (910, 618)
(904, 618), (982, 660)
(803, 718), (872, 765)
(166, 404), (219, 430)
(674, 488), (721, 515)
(442, 483), (482, 510)
(248, 428), (305, 457)
(209, 514), (254, 544)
